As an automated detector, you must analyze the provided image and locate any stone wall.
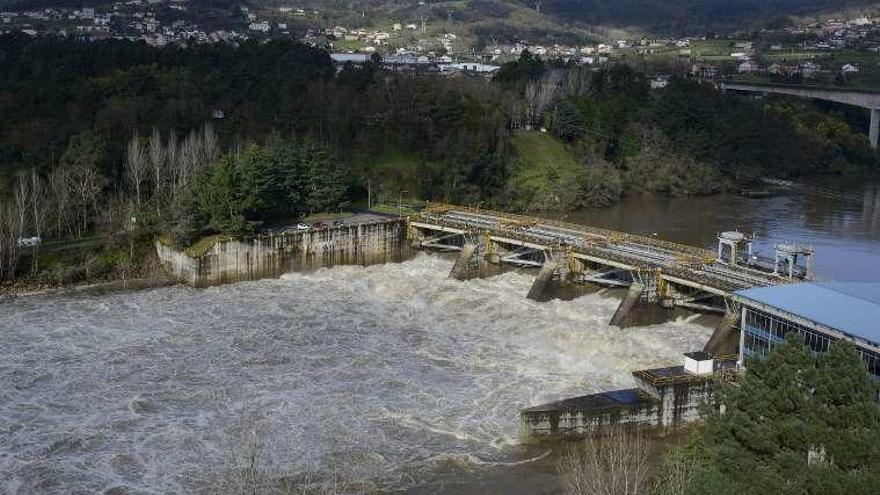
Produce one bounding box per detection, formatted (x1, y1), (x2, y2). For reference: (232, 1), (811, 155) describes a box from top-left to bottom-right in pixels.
(520, 370), (717, 443)
(156, 219), (413, 287)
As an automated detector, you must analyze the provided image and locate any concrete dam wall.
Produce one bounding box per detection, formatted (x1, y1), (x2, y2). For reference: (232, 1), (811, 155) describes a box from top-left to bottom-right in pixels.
(156, 219), (413, 287)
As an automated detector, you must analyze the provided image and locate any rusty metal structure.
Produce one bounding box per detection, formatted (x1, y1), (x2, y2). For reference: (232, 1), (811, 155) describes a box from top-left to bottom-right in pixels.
(408, 203), (815, 353)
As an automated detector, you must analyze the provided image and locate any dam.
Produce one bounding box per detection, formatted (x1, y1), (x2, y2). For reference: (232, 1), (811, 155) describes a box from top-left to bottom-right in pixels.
(157, 203), (815, 356)
(155, 203), (816, 440)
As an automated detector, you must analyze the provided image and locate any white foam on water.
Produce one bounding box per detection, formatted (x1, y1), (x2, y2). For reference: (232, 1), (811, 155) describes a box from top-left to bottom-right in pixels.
(0, 253), (712, 493)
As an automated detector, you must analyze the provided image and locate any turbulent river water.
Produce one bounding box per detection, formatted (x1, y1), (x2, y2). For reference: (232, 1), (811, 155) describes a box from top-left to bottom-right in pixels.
(2, 177), (879, 494)
(0, 255), (711, 494)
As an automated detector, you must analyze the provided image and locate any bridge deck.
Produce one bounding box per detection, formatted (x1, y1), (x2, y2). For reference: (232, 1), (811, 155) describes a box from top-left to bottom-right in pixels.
(412, 204), (791, 294)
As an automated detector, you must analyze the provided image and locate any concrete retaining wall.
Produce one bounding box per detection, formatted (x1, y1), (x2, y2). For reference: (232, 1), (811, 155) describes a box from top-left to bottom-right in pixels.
(520, 369), (717, 443)
(156, 219), (413, 287)
(520, 389), (664, 443)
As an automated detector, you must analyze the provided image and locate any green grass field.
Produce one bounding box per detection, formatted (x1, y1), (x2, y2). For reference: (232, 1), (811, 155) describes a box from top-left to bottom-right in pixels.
(507, 131), (582, 210)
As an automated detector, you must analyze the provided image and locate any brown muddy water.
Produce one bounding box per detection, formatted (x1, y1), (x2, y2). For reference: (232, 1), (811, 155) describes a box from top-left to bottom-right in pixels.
(1, 177), (878, 494)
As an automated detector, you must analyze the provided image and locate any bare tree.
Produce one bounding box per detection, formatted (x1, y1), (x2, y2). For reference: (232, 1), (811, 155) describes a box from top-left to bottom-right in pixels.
(14, 176), (28, 242)
(70, 164), (103, 237)
(49, 167), (73, 238)
(149, 127), (166, 214)
(203, 123), (219, 164)
(27, 169), (49, 274)
(524, 70), (562, 129)
(649, 445), (699, 495)
(557, 426), (650, 495)
(125, 133), (149, 211)
(0, 200), (21, 279)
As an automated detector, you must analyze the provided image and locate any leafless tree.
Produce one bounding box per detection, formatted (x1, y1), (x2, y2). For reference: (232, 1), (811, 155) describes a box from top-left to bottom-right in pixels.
(14, 176), (28, 242)
(125, 133), (149, 211)
(27, 169), (49, 274)
(557, 426), (650, 495)
(649, 445), (698, 495)
(203, 123), (219, 164)
(49, 167), (73, 237)
(70, 164), (104, 237)
(525, 70), (562, 129)
(563, 66), (597, 98)
(0, 200), (21, 279)
(149, 127), (166, 214)
(50, 161), (104, 239)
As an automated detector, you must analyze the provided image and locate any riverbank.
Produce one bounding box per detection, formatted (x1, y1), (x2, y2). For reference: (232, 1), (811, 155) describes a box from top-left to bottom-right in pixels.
(0, 240), (174, 299)
(0, 275), (177, 300)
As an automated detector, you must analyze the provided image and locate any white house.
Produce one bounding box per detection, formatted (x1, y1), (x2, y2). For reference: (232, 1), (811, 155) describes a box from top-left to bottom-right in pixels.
(649, 75), (670, 89)
(738, 61), (761, 74)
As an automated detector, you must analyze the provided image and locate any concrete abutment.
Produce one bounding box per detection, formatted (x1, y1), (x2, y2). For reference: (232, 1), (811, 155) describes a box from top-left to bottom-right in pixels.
(156, 219), (413, 287)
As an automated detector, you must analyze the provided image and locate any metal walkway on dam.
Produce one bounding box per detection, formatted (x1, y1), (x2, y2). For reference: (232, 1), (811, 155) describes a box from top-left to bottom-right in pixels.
(410, 204), (811, 294)
(408, 204), (814, 350)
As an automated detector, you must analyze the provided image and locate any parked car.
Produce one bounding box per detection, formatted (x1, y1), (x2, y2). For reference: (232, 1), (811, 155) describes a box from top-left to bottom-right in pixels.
(17, 236), (41, 247)
(333, 219), (345, 227)
(295, 223), (310, 231)
(312, 221), (329, 230)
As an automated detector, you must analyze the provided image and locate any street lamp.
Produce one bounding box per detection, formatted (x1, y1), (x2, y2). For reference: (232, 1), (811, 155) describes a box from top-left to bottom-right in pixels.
(398, 189), (409, 218)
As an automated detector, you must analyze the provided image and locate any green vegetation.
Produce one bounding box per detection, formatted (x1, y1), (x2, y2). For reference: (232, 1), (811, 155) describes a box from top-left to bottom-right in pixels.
(353, 141), (423, 205)
(652, 336), (880, 495)
(507, 131), (582, 210)
(183, 234), (232, 258)
(690, 39), (735, 60)
(196, 136), (346, 235)
(0, 36), (877, 286)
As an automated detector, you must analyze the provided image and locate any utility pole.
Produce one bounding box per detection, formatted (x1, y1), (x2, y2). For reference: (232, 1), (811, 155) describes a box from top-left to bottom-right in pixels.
(398, 189), (409, 218)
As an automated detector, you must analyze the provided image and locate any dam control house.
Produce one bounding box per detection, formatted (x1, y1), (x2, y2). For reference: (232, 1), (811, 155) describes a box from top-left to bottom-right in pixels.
(733, 282), (880, 377)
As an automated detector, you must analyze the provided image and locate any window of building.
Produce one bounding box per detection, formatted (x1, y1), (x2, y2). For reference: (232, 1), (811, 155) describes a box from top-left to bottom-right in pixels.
(742, 307), (880, 378)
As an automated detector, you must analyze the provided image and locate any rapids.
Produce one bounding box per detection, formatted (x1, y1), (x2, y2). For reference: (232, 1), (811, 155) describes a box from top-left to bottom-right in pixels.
(0, 254), (711, 493)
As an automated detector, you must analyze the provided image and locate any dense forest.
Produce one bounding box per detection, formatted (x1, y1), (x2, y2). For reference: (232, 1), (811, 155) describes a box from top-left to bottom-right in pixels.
(534, 0), (876, 32)
(0, 34), (877, 285)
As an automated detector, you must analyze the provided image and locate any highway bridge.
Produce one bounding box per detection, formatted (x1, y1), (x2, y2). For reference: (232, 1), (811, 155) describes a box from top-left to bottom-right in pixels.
(408, 204), (814, 353)
(720, 81), (880, 148)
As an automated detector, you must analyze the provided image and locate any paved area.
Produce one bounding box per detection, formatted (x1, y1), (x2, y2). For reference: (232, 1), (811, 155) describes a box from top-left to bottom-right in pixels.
(264, 210), (399, 233)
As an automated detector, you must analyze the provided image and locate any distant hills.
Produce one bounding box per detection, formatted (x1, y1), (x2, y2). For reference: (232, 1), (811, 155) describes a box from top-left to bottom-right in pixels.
(533, 0), (877, 32)
(1, 0), (876, 36)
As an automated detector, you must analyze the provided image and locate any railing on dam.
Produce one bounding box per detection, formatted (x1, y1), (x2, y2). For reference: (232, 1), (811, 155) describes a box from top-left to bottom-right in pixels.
(410, 203), (802, 295)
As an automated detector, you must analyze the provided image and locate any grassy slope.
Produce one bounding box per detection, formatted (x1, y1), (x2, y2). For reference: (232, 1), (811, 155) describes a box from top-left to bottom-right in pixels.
(352, 140), (423, 203)
(507, 131), (582, 210)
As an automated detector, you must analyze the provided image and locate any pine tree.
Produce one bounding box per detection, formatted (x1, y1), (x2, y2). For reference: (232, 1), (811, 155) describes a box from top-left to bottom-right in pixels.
(653, 335), (880, 495)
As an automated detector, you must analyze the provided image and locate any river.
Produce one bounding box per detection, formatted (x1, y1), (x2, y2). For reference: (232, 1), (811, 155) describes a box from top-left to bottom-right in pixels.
(1, 177), (878, 494)
(570, 177), (880, 281)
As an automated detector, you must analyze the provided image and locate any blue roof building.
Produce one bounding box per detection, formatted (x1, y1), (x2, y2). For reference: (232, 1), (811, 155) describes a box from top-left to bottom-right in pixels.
(733, 282), (880, 376)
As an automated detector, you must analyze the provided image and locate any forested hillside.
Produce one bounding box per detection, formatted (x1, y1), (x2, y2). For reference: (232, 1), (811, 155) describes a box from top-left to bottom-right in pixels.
(536, 0), (876, 31)
(0, 34), (877, 285)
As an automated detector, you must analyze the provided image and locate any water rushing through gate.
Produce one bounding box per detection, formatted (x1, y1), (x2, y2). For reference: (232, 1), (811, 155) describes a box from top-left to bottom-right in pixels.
(0, 254), (710, 494)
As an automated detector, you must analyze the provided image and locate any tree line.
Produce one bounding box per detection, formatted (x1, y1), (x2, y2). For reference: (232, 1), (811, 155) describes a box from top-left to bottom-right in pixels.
(0, 34), (877, 284)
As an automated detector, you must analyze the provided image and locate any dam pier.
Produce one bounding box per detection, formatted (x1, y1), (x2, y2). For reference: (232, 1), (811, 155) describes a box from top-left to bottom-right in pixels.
(409, 203), (813, 352)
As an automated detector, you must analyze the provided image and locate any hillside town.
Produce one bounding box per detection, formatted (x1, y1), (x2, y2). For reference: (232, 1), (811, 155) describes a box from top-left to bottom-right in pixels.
(2, 0), (880, 83)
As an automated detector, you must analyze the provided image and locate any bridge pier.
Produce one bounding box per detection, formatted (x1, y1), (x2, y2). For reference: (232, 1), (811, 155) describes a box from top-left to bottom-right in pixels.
(449, 243), (478, 280)
(703, 303), (741, 356)
(527, 259), (559, 302)
(609, 282), (645, 327)
(449, 240), (505, 281)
